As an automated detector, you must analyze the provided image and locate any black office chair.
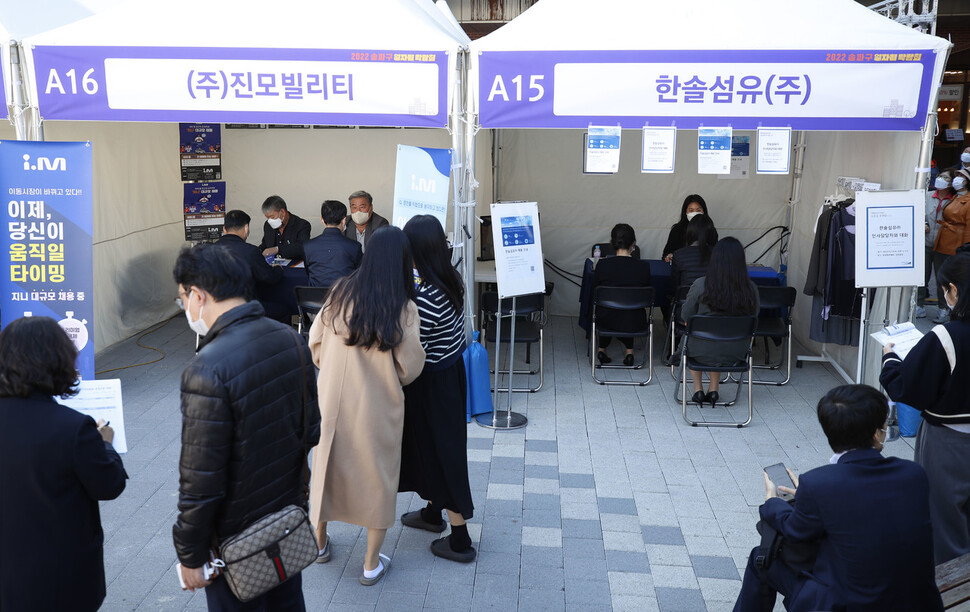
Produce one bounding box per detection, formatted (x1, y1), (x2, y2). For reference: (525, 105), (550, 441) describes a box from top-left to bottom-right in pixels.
(481, 291), (545, 393)
(680, 314), (757, 428)
(752, 286), (797, 386)
(590, 286), (654, 386)
(294, 285), (330, 338)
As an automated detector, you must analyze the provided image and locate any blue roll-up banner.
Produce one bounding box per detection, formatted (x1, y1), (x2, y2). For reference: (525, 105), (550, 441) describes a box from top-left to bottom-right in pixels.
(0, 141), (94, 380)
(391, 145), (452, 230)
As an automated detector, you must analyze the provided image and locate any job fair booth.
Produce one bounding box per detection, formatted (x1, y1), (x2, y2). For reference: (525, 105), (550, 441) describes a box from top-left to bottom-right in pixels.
(2, 0), (483, 362)
(465, 0), (951, 387)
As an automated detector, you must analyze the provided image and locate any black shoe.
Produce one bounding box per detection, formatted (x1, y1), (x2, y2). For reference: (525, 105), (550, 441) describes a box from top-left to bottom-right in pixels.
(597, 351), (612, 365)
(691, 390), (707, 404)
(430, 536), (476, 563)
(401, 510), (446, 533)
(706, 391), (719, 408)
(623, 354), (635, 366)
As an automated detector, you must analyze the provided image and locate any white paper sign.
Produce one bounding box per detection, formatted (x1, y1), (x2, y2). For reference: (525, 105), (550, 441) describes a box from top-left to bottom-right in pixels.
(57, 379), (128, 453)
(641, 127), (676, 173)
(697, 127), (732, 174)
(585, 126), (621, 173)
(757, 127), (792, 174)
(854, 190), (925, 288)
(491, 201), (546, 298)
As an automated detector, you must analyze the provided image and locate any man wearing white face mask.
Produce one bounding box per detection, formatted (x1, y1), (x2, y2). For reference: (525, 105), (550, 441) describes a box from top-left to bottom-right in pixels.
(259, 195), (312, 260)
(933, 170), (970, 323)
(920, 172), (955, 318)
(343, 190), (389, 253)
(172, 243), (321, 608)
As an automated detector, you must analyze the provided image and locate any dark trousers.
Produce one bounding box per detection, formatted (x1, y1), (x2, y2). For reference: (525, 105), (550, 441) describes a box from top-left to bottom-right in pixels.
(919, 246), (935, 305)
(598, 336), (633, 350)
(933, 251), (952, 310)
(205, 572), (305, 612)
(915, 421), (970, 564)
(733, 547), (801, 612)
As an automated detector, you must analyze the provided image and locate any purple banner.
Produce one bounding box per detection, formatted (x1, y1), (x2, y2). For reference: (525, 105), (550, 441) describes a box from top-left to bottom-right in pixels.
(479, 49), (937, 131)
(32, 46), (449, 127)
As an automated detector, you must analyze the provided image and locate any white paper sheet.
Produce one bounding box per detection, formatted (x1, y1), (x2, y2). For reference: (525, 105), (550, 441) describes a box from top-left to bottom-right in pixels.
(57, 378), (128, 453)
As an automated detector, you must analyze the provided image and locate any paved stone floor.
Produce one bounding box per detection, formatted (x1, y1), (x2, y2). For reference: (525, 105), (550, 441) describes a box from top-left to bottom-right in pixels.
(93, 313), (916, 611)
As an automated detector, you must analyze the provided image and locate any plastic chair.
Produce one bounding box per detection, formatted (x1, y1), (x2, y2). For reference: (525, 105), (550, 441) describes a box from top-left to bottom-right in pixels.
(751, 286), (797, 386)
(680, 314), (757, 428)
(481, 291), (545, 393)
(590, 286), (654, 386)
(294, 285), (330, 338)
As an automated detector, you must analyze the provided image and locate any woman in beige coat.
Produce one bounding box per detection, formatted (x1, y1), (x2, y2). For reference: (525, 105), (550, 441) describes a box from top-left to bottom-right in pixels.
(307, 226), (425, 586)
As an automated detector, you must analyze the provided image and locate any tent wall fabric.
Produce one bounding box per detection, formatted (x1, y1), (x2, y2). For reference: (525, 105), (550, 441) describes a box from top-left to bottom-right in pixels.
(469, 0), (950, 131)
(495, 128), (791, 317)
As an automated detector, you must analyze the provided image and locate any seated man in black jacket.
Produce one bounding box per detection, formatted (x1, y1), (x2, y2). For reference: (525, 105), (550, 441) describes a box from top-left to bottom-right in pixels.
(303, 200), (362, 288)
(733, 384), (942, 612)
(259, 195), (311, 260)
(172, 243), (321, 609)
(215, 210), (288, 322)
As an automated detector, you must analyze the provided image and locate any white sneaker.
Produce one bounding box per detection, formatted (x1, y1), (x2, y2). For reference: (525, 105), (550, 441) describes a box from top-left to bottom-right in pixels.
(915, 306), (927, 319)
(933, 309), (950, 324)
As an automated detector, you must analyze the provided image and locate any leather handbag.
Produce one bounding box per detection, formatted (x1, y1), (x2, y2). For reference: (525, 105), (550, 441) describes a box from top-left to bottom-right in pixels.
(217, 330), (317, 602)
(218, 505), (318, 602)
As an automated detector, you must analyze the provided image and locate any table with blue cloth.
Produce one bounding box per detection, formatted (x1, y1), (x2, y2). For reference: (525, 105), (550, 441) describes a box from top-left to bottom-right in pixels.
(578, 258), (781, 333)
(256, 264), (309, 317)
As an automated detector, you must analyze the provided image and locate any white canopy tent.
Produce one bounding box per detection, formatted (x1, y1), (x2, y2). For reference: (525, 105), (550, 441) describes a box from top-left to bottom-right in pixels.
(466, 0), (952, 383)
(0, 20), (10, 123)
(8, 0), (471, 351)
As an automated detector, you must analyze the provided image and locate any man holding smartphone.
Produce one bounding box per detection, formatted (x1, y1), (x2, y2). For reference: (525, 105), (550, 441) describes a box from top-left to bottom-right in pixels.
(733, 385), (942, 612)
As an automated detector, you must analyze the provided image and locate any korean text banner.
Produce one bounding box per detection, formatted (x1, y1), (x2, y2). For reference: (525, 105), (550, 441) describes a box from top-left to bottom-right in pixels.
(478, 49), (936, 130)
(31, 47), (448, 127)
(391, 145), (452, 230)
(0, 141), (94, 379)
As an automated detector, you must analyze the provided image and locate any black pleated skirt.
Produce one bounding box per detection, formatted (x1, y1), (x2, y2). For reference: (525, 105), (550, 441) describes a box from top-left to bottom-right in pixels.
(399, 357), (475, 519)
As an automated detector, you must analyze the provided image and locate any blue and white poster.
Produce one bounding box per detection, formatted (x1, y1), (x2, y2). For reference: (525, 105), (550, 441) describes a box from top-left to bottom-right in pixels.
(391, 145), (452, 229)
(718, 135), (750, 180)
(491, 201), (546, 299)
(0, 141), (94, 380)
(584, 125), (621, 174)
(698, 126), (732, 175)
(179, 123), (222, 181)
(183, 182), (226, 241)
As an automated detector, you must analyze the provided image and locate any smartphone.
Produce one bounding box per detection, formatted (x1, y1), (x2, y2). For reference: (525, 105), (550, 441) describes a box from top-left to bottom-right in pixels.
(764, 462), (795, 502)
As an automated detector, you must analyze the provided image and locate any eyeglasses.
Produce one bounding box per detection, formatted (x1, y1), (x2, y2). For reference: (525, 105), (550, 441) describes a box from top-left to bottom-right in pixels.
(175, 290), (190, 310)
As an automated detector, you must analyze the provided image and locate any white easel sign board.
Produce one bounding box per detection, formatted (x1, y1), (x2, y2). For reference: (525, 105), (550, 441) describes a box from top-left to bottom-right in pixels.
(56, 378), (128, 453)
(490, 201), (546, 298)
(854, 189), (925, 288)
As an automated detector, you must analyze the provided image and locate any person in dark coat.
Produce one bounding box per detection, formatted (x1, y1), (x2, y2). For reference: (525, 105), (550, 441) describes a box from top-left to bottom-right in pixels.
(592, 223), (651, 366)
(303, 200), (363, 288)
(343, 190), (389, 253)
(172, 243), (321, 608)
(662, 194), (717, 262)
(398, 215), (476, 563)
(0, 316), (127, 612)
(733, 385), (943, 612)
(215, 209), (289, 322)
(258, 194), (312, 260)
(670, 214), (717, 297)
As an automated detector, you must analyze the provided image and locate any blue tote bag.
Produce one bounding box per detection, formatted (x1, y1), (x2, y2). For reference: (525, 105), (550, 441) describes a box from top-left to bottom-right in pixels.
(463, 331), (494, 422)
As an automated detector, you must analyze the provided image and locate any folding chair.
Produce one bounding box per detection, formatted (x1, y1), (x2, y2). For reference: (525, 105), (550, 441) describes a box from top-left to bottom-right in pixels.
(752, 286), (797, 386)
(664, 285), (692, 379)
(294, 285), (330, 338)
(680, 314), (757, 428)
(590, 286), (654, 386)
(481, 291), (545, 393)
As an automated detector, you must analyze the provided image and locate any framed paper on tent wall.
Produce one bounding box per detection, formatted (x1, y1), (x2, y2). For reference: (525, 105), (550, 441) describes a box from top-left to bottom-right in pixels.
(490, 202), (545, 299)
(854, 190), (925, 288)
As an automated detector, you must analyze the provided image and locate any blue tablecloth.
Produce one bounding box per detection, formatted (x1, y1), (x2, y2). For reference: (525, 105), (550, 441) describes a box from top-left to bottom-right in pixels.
(578, 258), (780, 333)
(256, 265), (309, 317)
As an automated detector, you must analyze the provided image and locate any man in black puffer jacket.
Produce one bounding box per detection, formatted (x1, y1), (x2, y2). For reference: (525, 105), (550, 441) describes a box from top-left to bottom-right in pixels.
(171, 243), (321, 609)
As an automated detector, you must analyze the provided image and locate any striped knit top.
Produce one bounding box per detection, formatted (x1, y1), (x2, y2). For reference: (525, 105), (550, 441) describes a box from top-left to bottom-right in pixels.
(413, 272), (466, 372)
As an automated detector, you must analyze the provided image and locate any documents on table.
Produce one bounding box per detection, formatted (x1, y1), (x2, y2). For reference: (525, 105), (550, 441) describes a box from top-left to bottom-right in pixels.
(57, 379), (128, 453)
(870, 321), (924, 359)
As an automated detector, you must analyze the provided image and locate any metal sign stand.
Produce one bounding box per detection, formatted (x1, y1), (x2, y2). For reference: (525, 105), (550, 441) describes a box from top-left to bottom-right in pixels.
(476, 295), (527, 430)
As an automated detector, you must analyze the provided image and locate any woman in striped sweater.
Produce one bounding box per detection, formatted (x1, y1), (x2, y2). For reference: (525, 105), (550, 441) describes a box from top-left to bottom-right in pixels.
(398, 215), (476, 562)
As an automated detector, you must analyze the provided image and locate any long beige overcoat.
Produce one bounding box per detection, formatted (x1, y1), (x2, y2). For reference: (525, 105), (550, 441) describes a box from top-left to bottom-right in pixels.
(307, 299), (425, 529)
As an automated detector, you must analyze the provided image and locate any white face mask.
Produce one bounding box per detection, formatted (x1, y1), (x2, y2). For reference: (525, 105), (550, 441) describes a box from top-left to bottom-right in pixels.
(686, 211), (702, 222)
(953, 177), (968, 191)
(267, 216), (283, 230)
(962, 152), (970, 164)
(936, 177), (952, 190)
(351, 210), (371, 225)
(184, 291), (210, 336)
(945, 286), (958, 310)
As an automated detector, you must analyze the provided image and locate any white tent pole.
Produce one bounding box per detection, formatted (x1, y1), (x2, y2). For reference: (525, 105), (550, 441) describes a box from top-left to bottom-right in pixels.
(9, 44), (29, 141)
(450, 50), (464, 267)
(784, 130), (807, 273)
(461, 48), (478, 342)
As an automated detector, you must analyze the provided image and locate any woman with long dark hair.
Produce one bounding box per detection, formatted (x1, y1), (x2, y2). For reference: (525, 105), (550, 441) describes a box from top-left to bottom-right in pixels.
(0, 317), (127, 611)
(670, 214), (717, 295)
(308, 226), (426, 586)
(662, 194), (718, 262)
(591, 223), (651, 365)
(397, 215), (476, 562)
(681, 237), (759, 406)
(881, 252), (970, 564)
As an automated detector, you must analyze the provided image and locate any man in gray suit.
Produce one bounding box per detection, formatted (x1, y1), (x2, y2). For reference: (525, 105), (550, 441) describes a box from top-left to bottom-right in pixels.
(343, 190), (388, 253)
